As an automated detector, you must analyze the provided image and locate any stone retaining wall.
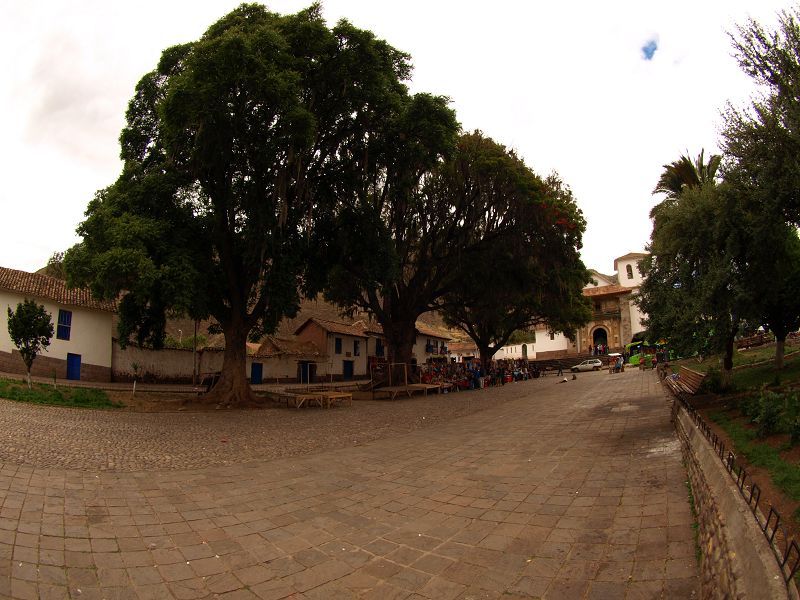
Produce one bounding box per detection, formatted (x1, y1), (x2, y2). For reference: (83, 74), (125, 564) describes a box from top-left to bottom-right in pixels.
(0, 349), (111, 382)
(674, 405), (798, 599)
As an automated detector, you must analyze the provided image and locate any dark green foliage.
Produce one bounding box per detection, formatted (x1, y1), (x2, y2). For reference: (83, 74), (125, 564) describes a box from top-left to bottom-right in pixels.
(639, 177), (745, 386)
(439, 169), (591, 364)
(733, 389), (800, 439)
(725, 8), (800, 225)
(711, 410), (800, 515)
(164, 335), (207, 350)
(700, 368), (724, 394)
(0, 378), (121, 409)
(6, 300), (54, 381)
(756, 390), (783, 437)
(723, 11), (800, 370)
(64, 4), (429, 402)
(737, 393), (761, 422)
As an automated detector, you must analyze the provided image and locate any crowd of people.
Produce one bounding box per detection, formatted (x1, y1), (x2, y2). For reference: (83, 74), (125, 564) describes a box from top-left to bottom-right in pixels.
(419, 358), (536, 390)
(590, 344), (609, 355)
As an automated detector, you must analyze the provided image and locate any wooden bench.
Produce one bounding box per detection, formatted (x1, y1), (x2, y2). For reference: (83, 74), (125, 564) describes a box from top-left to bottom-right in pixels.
(279, 391), (324, 409)
(664, 366), (706, 398)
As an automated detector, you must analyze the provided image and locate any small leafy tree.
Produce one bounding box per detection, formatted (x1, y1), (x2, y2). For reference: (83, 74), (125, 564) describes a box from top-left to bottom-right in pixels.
(6, 300), (54, 388)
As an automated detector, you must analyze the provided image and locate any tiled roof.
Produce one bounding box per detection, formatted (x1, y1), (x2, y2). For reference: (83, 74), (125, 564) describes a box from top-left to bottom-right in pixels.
(583, 284), (631, 298)
(257, 336), (323, 358)
(354, 320), (385, 336)
(352, 319), (451, 341)
(448, 341), (478, 353)
(415, 322), (451, 340)
(587, 269), (618, 286)
(0, 267), (116, 312)
(295, 317), (368, 338)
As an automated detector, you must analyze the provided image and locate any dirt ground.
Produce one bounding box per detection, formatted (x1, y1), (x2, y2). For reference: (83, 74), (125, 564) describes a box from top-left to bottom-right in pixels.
(109, 389), (379, 412)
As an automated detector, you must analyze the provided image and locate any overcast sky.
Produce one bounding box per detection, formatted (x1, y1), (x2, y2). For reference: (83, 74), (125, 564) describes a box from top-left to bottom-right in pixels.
(0, 1), (790, 275)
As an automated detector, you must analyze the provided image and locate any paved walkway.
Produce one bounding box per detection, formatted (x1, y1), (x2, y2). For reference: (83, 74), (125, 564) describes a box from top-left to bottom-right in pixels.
(0, 369), (698, 599)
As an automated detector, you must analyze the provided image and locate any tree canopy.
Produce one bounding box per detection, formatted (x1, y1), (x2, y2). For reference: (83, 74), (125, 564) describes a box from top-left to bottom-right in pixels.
(323, 131), (587, 371)
(440, 173), (591, 367)
(724, 8), (800, 225)
(65, 3), (428, 405)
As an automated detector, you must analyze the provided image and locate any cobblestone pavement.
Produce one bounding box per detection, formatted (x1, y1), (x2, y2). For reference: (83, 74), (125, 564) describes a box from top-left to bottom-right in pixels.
(0, 368), (698, 599)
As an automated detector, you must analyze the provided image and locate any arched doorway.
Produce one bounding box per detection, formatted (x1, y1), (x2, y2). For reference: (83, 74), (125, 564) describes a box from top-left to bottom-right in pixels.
(592, 327), (608, 348)
(522, 344), (528, 359)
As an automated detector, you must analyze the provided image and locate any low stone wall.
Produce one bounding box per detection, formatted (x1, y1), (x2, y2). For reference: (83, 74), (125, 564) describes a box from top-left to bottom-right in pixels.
(674, 405), (798, 599)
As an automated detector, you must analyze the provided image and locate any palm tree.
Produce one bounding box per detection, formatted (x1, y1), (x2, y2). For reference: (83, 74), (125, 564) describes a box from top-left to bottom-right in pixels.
(653, 150), (721, 198)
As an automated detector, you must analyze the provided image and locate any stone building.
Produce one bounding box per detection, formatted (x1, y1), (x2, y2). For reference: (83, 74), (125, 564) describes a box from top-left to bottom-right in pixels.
(531, 252), (648, 359)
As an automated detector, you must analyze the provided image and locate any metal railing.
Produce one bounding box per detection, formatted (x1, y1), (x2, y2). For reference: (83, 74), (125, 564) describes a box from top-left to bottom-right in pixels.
(672, 396), (800, 583)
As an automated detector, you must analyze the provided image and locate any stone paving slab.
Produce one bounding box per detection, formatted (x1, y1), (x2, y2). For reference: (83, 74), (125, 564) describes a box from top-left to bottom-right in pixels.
(0, 368), (698, 598)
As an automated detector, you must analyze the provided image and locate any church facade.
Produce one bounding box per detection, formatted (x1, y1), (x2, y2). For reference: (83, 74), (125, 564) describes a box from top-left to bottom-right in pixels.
(531, 252), (648, 359)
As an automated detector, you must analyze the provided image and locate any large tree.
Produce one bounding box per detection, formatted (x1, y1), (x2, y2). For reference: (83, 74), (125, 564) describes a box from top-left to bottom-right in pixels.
(7, 300), (54, 389)
(721, 9), (800, 369)
(65, 4), (426, 405)
(747, 225), (800, 369)
(324, 131), (567, 370)
(724, 8), (800, 225)
(639, 173), (747, 388)
(440, 174), (591, 367)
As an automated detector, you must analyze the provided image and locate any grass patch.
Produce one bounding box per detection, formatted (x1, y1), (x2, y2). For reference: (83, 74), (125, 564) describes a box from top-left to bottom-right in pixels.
(684, 473), (702, 562)
(710, 410), (800, 519)
(670, 344), (800, 391)
(0, 378), (123, 409)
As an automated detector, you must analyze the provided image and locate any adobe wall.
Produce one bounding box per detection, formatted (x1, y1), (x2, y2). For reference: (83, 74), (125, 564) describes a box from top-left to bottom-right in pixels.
(112, 343), (331, 383)
(674, 405), (798, 599)
(112, 344), (198, 383)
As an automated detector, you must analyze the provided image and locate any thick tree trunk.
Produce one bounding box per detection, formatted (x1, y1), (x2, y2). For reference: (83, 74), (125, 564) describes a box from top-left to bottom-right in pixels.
(776, 335), (786, 370)
(384, 321), (419, 385)
(479, 346), (497, 375)
(202, 319), (257, 407)
(721, 334), (735, 391)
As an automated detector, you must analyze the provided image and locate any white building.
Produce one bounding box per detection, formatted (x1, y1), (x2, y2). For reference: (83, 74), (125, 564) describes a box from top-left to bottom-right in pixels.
(0, 267), (115, 381)
(490, 252), (649, 360)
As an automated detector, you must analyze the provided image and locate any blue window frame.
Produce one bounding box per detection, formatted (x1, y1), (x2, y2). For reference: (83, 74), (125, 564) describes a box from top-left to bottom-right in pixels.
(334, 337), (342, 354)
(57, 309), (72, 341)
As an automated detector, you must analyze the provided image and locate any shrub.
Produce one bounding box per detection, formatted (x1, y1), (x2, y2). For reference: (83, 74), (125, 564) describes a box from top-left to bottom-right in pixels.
(700, 368), (724, 394)
(756, 390), (783, 438)
(738, 394), (761, 422)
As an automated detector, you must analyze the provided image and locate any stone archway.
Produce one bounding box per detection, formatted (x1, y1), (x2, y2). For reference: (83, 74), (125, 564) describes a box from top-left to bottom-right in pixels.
(592, 327), (608, 348)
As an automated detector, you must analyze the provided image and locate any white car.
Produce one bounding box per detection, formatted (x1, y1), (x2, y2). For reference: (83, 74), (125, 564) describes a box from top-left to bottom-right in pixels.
(570, 358), (603, 372)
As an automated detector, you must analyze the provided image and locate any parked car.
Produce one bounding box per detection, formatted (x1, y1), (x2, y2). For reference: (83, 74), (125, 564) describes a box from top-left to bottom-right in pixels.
(570, 358), (603, 372)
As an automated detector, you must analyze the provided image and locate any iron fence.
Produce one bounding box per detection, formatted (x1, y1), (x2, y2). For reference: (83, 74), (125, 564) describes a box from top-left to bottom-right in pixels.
(671, 396), (800, 583)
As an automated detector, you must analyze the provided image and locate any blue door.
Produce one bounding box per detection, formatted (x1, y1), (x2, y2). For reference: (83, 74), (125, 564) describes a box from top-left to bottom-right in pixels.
(66, 353), (81, 381)
(343, 360), (354, 381)
(251, 362), (263, 385)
